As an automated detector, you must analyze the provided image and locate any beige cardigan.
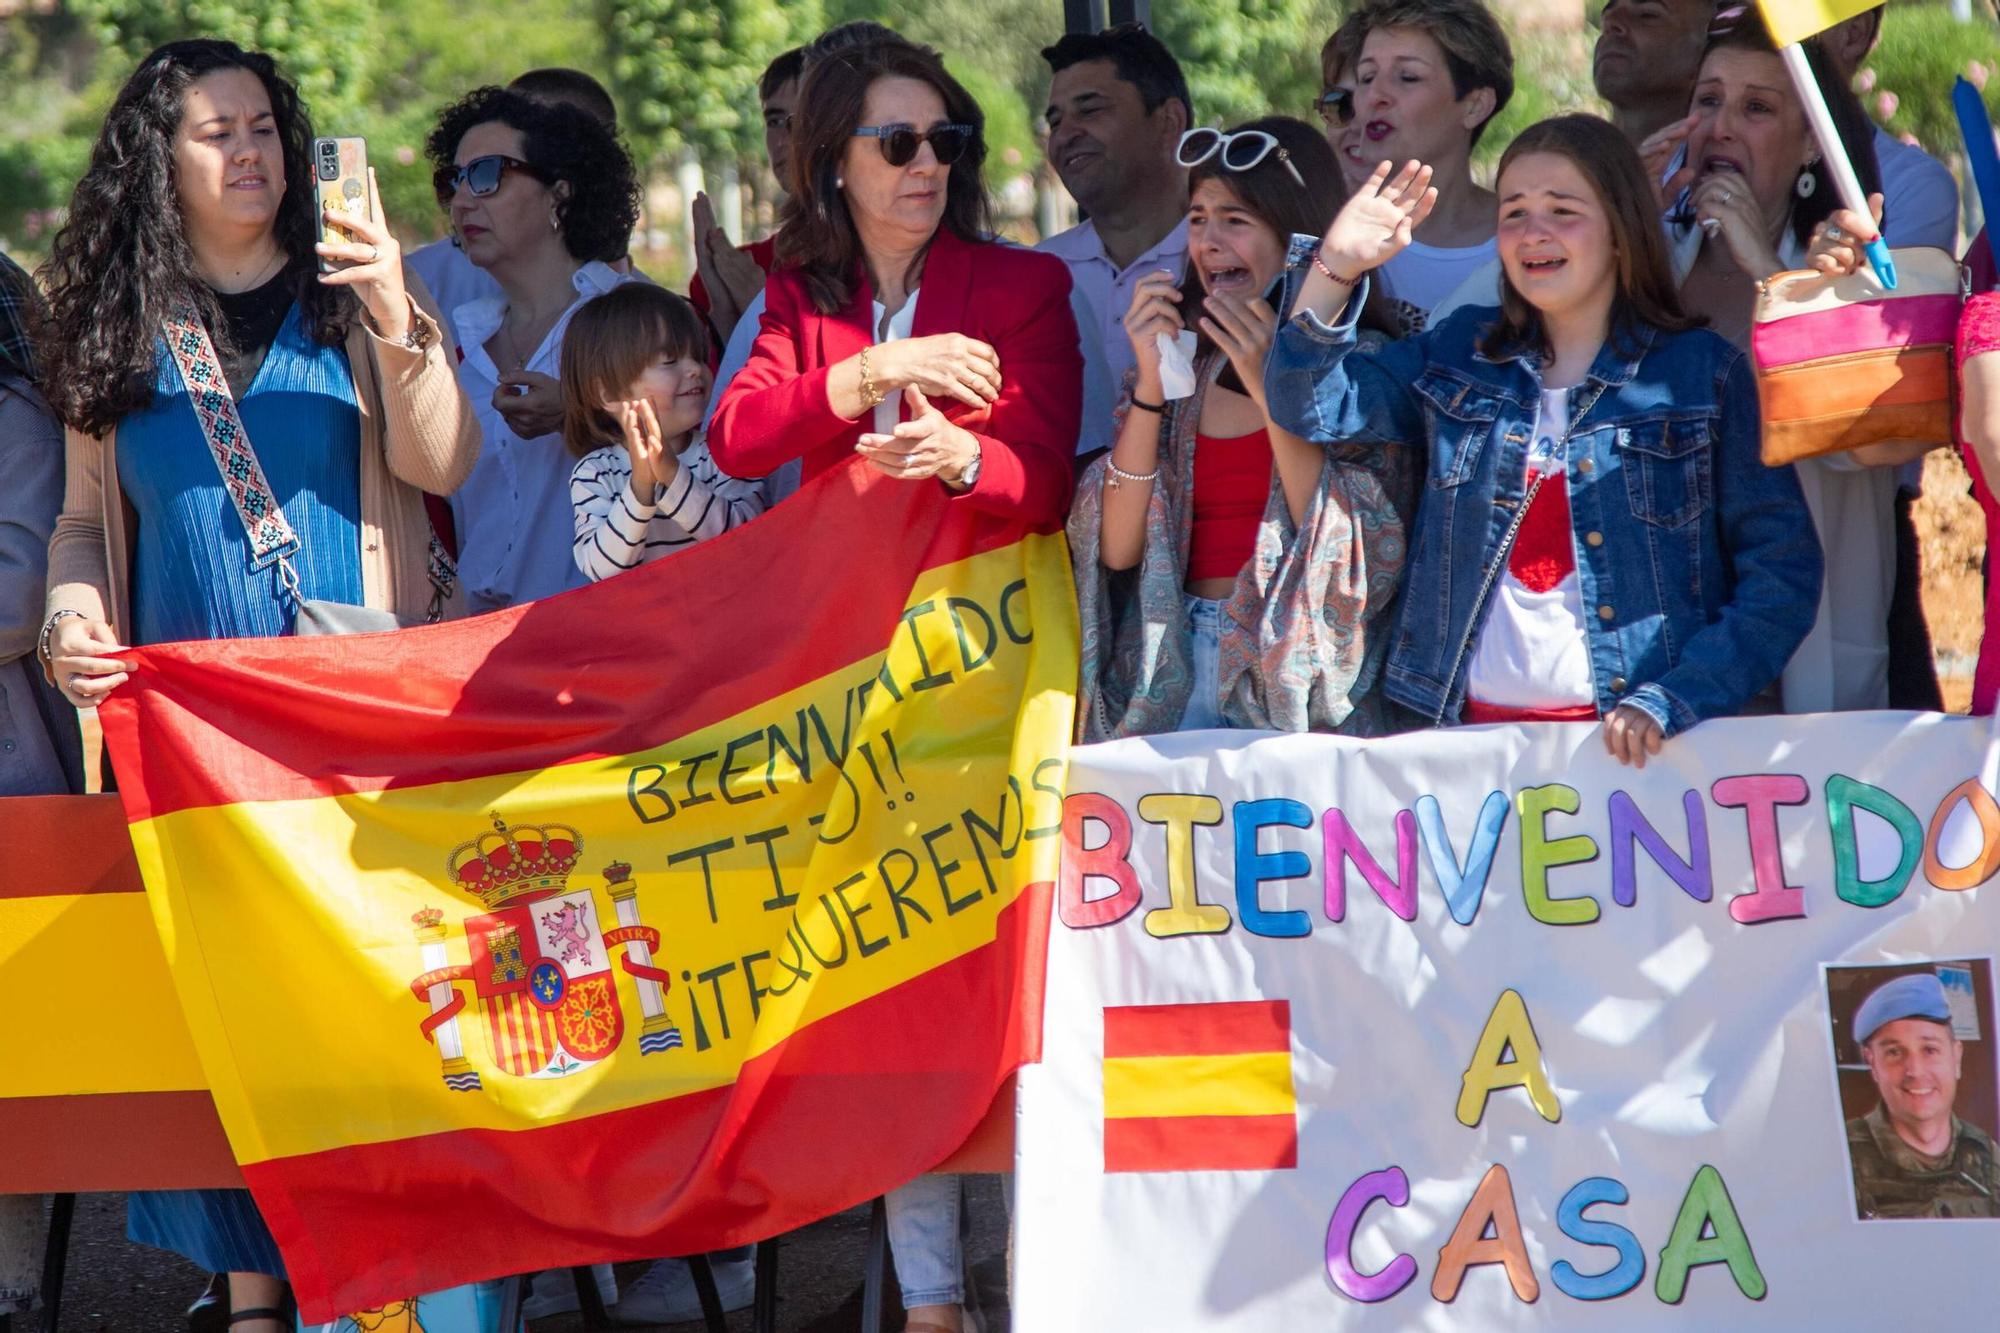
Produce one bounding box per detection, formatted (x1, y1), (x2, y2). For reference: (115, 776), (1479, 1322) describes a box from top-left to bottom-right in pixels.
(44, 272), (480, 655)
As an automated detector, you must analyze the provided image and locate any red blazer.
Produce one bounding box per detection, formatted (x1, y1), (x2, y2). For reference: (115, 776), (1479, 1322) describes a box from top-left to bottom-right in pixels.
(709, 228), (1082, 528)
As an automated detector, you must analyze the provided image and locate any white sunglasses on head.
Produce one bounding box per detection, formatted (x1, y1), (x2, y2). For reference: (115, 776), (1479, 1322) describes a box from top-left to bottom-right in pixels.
(1176, 128), (1306, 189)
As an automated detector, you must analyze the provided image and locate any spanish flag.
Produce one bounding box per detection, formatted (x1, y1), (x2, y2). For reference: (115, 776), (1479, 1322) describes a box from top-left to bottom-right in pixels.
(96, 462), (1076, 1320)
(1101, 1001), (1298, 1173)
(1756, 0), (1879, 46)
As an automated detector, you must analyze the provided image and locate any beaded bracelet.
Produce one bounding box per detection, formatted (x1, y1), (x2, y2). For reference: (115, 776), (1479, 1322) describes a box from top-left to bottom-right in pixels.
(1104, 459), (1160, 490)
(1313, 249), (1360, 287)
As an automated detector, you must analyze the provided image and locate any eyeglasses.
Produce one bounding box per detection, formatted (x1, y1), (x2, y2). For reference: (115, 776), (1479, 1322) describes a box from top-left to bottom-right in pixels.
(434, 154), (551, 203)
(1176, 128), (1306, 188)
(1316, 89), (1356, 130)
(852, 122), (978, 168)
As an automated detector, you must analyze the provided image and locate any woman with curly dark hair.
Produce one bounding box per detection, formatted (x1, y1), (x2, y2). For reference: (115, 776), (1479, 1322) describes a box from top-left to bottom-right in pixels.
(425, 85), (643, 611)
(35, 37), (478, 1331)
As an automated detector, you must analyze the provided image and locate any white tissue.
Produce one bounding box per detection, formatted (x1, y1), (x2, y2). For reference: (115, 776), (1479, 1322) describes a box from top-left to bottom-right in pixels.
(1156, 329), (1199, 401)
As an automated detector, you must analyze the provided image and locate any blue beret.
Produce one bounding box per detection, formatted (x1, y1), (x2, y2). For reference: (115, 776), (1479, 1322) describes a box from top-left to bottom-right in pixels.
(1854, 973), (1953, 1047)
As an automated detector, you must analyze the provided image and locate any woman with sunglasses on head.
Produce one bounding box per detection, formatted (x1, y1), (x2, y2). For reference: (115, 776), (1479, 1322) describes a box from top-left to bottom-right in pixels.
(37, 39), (477, 1330)
(426, 85), (643, 613)
(1650, 12), (1905, 713)
(1266, 115), (1822, 764)
(709, 37), (1082, 535)
(1072, 116), (1413, 738)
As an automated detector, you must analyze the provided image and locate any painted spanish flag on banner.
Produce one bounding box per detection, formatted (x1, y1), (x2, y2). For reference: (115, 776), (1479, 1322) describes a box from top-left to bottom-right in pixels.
(1754, 0), (1879, 46)
(1101, 1001), (1297, 1173)
(96, 461), (1076, 1320)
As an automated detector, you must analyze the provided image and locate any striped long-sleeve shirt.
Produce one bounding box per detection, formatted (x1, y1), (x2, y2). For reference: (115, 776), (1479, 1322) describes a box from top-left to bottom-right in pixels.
(569, 434), (765, 581)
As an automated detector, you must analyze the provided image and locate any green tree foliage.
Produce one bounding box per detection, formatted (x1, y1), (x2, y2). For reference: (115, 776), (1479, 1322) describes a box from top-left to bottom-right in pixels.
(69, 0), (380, 122)
(0, 0), (604, 247)
(1154, 0), (1341, 128)
(597, 0), (824, 168)
(1864, 2), (2000, 161)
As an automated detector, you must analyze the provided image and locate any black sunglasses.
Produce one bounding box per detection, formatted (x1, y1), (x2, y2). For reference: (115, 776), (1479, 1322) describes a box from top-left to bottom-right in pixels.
(1316, 88), (1356, 129)
(852, 122), (978, 168)
(434, 154), (551, 203)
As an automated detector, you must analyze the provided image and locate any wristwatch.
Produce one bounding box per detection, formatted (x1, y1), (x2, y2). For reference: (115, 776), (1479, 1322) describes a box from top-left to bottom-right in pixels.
(957, 442), (983, 489)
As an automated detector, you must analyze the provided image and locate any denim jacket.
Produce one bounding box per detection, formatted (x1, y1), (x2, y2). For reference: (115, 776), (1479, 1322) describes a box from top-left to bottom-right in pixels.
(1263, 264), (1822, 737)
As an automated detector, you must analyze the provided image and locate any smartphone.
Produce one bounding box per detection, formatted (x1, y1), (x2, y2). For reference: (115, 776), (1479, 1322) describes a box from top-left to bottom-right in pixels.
(1211, 270), (1287, 398)
(312, 136), (370, 274)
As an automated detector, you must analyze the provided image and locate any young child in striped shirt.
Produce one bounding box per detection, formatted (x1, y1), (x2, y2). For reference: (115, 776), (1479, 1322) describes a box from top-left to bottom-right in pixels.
(562, 284), (764, 580)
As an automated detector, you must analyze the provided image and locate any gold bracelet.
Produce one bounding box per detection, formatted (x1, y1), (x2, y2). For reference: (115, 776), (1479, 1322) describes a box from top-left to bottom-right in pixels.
(858, 345), (886, 410)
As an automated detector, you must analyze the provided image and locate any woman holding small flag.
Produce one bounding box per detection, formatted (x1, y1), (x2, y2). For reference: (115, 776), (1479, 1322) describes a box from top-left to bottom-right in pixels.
(1647, 9), (1909, 714)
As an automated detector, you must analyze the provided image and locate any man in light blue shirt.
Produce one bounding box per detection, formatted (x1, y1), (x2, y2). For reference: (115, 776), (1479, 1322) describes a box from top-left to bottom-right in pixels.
(1036, 24), (1193, 450)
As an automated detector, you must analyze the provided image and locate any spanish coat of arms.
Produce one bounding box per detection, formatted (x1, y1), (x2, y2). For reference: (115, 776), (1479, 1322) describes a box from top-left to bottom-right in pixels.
(407, 815), (681, 1090)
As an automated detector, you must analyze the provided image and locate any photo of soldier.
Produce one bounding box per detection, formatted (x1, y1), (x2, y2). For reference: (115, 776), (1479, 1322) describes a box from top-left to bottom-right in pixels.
(1827, 962), (2000, 1221)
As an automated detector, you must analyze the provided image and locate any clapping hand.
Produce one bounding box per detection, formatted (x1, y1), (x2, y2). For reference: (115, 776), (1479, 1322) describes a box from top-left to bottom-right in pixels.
(872, 334), (1002, 411)
(1317, 159), (1438, 281)
(613, 397), (679, 503)
(855, 385), (980, 489)
(692, 190), (767, 339)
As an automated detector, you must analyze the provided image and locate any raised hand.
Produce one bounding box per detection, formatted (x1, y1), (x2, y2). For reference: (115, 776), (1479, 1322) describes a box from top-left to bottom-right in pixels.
(317, 167), (411, 342)
(1317, 159), (1438, 280)
(613, 397), (673, 503)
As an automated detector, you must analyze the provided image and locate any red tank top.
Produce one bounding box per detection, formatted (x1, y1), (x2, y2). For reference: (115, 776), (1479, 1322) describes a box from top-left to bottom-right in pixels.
(1187, 427), (1274, 582)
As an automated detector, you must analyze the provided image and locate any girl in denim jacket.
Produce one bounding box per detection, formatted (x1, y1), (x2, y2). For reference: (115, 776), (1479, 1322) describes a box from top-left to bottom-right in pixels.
(1265, 114), (1823, 766)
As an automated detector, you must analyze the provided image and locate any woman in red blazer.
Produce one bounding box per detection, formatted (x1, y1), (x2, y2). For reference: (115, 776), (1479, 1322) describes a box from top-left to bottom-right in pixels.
(708, 35), (1082, 530)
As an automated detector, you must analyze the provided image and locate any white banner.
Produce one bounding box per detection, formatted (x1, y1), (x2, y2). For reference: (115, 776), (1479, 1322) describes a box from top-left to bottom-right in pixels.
(1016, 715), (2000, 1329)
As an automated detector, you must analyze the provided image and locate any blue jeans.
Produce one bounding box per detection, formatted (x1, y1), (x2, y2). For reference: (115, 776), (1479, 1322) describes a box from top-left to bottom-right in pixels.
(885, 1175), (962, 1308)
(1177, 595), (1225, 731)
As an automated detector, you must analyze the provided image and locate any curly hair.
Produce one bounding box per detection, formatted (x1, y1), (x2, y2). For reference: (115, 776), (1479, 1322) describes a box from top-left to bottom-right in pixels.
(39, 39), (351, 436)
(425, 87), (640, 267)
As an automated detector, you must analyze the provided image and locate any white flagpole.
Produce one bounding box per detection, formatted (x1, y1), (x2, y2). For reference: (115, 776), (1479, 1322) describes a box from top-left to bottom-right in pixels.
(1777, 40), (1896, 289)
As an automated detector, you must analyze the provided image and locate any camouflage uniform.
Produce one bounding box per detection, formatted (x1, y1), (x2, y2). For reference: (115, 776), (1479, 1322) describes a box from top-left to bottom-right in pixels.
(1847, 1105), (2000, 1219)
